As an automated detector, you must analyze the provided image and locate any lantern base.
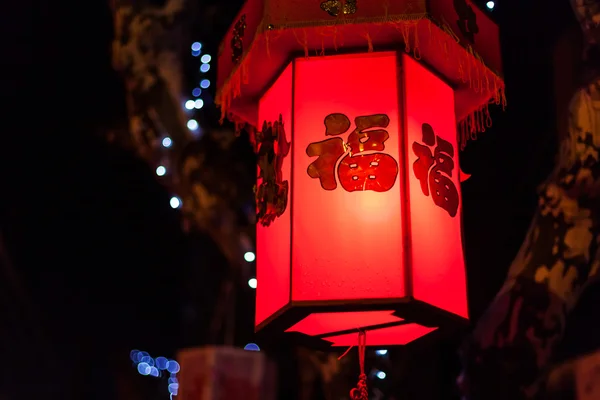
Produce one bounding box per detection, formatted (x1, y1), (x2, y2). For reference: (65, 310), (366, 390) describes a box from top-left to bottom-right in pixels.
(255, 297), (467, 348)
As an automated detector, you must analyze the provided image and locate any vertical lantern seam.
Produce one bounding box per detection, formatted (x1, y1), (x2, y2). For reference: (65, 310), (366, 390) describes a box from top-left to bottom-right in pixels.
(397, 52), (414, 300)
(289, 59), (296, 304)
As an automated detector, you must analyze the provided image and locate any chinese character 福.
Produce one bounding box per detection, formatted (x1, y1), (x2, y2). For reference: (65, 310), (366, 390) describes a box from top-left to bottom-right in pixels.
(412, 123), (459, 217)
(306, 113), (399, 192)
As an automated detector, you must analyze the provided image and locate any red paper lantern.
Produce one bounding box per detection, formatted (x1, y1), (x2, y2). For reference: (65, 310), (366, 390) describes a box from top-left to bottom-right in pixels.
(218, 0), (503, 347)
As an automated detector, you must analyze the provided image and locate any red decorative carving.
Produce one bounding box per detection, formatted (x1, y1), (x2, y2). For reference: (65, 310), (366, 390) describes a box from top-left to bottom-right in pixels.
(256, 115), (291, 226)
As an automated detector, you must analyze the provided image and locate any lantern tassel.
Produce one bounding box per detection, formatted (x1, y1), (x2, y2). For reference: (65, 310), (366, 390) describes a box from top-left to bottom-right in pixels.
(339, 330), (369, 400)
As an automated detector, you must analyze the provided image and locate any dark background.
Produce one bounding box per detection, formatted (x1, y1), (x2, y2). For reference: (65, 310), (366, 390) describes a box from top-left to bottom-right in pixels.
(1, 0), (598, 399)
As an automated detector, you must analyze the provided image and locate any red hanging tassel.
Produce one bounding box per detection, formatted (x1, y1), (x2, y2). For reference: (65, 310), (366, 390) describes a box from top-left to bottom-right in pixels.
(348, 331), (369, 400)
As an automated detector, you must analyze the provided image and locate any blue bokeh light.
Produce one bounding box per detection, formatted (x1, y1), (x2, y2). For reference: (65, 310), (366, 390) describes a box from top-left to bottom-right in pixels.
(156, 356), (169, 370)
(130, 349), (140, 361)
(136, 351), (148, 363)
(169, 383), (179, 395)
(244, 343), (260, 351)
(191, 42), (202, 51)
(138, 362), (151, 376)
(132, 349), (180, 396)
(192, 88), (201, 97)
(162, 137), (173, 148)
(200, 79), (210, 89)
(141, 356), (154, 366)
(166, 360), (181, 374)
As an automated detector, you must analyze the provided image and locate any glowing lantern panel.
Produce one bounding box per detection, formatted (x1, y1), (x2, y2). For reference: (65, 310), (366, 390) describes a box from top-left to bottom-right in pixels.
(255, 52), (468, 346)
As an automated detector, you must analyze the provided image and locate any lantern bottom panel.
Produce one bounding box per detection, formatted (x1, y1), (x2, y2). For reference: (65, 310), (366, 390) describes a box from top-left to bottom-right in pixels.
(255, 298), (467, 348)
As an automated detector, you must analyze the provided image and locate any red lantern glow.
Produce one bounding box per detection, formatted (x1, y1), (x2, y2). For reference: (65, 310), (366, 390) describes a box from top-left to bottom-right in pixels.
(253, 52), (468, 346)
(218, 0), (503, 346)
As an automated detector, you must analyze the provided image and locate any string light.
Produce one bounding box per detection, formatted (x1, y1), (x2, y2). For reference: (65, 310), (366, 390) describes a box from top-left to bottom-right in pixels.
(164, 41), (212, 219)
(184, 42), (210, 132)
(131, 350), (179, 397)
(244, 343), (260, 351)
(486, 1), (495, 9)
(187, 119), (199, 131)
(248, 278), (257, 289)
(170, 196), (182, 209)
(162, 137), (173, 148)
(244, 251), (256, 262)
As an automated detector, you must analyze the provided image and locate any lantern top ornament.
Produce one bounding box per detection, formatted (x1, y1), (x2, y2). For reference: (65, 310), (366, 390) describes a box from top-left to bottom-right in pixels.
(217, 0), (504, 147)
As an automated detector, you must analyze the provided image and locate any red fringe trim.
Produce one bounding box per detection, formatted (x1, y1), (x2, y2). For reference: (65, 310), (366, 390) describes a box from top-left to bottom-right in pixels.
(216, 16), (506, 149)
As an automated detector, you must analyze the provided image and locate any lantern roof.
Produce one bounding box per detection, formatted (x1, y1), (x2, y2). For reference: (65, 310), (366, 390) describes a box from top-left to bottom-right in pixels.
(216, 0), (504, 146)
